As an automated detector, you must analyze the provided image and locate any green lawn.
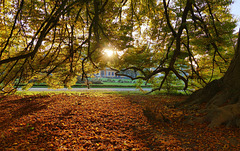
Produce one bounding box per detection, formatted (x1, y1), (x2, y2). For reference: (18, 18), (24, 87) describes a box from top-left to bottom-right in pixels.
(19, 78), (152, 88)
(16, 90), (145, 96)
(27, 83), (150, 89)
(98, 82), (151, 86)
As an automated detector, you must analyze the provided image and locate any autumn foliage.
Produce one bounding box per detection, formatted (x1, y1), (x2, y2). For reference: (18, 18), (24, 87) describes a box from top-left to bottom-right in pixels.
(0, 93), (239, 150)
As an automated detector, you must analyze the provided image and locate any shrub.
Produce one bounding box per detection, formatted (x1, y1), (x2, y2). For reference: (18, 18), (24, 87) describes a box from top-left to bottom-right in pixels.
(91, 78), (103, 84)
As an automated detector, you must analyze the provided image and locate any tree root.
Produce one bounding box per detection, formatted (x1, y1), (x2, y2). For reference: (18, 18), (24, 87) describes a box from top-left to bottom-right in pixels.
(178, 78), (240, 128)
(206, 103), (240, 128)
(175, 79), (223, 107)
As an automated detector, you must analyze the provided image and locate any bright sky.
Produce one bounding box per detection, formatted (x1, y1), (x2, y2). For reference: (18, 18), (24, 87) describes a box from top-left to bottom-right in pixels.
(231, 0), (240, 31)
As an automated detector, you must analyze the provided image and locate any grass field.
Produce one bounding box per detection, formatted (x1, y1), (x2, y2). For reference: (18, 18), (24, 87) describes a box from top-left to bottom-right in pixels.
(19, 77), (188, 95)
(25, 78), (152, 88)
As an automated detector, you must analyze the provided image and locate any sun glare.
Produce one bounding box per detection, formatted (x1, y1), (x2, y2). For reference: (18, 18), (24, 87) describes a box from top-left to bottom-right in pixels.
(104, 49), (114, 57)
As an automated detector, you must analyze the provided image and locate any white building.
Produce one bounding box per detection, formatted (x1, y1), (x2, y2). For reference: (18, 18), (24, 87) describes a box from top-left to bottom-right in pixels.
(95, 68), (121, 78)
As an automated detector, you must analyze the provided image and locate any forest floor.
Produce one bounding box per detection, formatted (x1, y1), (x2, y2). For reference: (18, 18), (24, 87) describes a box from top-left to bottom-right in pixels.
(0, 93), (240, 150)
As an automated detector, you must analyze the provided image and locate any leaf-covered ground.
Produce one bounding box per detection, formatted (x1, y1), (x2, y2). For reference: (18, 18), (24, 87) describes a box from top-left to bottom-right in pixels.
(0, 93), (240, 150)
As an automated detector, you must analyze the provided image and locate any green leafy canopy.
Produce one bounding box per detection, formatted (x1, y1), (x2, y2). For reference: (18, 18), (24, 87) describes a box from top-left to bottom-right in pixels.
(0, 0), (237, 93)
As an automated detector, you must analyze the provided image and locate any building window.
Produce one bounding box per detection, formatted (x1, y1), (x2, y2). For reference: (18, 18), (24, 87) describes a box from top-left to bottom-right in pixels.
(108, 72), (110, 76)
(101, 70), (105, 77)
(112, 72), (114, 76)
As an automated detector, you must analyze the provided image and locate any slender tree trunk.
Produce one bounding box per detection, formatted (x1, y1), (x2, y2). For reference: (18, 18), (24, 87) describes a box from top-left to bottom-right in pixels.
(179, 30), (240, 128)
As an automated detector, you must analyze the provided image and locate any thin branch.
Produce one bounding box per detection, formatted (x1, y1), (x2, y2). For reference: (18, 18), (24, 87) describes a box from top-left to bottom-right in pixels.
(206, 0), (219, 37)
(0, 0), (24, 58)
(163, 0), (177, 37)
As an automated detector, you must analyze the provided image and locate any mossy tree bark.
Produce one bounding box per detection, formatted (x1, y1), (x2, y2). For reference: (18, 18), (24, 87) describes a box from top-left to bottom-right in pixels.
(180, 30), (240, 128)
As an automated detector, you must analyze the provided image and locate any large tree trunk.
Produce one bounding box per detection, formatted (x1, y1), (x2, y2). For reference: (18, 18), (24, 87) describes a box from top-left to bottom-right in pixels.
(179, 30), (240, 128)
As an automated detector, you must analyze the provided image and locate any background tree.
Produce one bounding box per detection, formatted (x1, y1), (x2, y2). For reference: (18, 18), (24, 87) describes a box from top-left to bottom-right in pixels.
(0, 0), (240, 127)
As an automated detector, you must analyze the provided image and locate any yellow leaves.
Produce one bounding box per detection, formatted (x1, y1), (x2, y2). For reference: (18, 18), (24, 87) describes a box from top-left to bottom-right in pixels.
(2, 83), (16, 93)
(49, 143), (54, 147)
(21, 83), (34, 91)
